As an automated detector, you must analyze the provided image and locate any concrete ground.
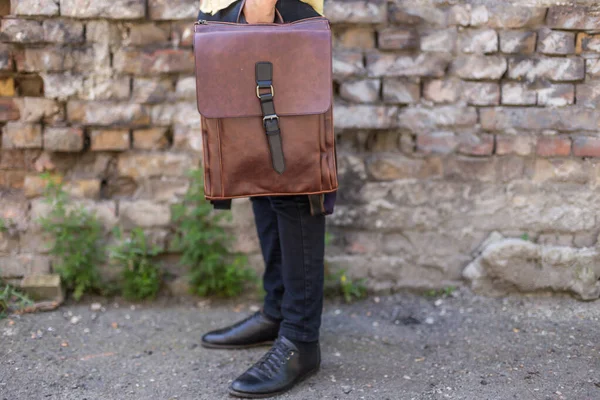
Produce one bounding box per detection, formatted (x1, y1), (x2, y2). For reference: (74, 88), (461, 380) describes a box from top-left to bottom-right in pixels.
(1, 289), (599, 400)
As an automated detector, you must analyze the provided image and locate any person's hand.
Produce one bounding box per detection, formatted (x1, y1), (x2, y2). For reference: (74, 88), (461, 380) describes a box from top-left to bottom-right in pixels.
(243, 0), (277, 23)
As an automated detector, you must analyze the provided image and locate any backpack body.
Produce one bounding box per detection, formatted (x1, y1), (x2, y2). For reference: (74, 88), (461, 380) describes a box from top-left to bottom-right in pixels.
(194, 0), (338, 209)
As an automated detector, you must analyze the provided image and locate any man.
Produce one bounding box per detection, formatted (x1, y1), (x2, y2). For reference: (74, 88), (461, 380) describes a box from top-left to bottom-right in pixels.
(197, 0), (329, 398)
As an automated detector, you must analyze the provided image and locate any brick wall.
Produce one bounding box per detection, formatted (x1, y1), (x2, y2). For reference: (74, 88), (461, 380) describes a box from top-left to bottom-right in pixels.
(1, 0), (600, 297)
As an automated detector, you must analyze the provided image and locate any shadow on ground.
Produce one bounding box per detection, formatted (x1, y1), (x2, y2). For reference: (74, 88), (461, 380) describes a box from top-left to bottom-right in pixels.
(1, 289), (599, 400)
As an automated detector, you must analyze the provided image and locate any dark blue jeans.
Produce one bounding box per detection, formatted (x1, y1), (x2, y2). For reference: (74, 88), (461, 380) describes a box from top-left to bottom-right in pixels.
(251, 195), (325, 343)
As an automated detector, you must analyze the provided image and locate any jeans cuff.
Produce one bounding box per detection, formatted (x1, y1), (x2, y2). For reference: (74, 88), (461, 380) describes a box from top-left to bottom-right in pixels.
(262, 304), (283, 322)
(278, 326), (319, 343)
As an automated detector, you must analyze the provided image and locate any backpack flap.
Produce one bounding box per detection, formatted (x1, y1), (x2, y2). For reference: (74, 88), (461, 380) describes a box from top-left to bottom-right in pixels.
(193, 18), (332, 119)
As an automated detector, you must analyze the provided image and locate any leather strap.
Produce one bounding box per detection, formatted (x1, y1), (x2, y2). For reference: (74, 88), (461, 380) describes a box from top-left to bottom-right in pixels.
(211, 199), (232, 210)
(308, 194), (326, 216)
(256, 61), (286, 174)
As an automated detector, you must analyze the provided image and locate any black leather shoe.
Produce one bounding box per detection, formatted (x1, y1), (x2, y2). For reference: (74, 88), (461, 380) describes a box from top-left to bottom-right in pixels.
(201, 311), (280, 349)
(228, 336), (320, 398)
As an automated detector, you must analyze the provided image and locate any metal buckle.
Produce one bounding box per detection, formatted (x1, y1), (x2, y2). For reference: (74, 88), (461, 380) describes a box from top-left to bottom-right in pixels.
(256, 85), (274, 99)
(263, 114), (279, 123)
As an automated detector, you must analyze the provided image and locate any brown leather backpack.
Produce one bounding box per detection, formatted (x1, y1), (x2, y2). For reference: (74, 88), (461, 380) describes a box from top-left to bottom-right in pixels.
(193, 5), (338, 214)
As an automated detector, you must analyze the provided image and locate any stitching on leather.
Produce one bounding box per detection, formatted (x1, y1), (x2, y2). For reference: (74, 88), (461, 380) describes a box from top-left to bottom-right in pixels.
(201, 117), (212, 196)
(318, 114), (323, 191)
(205, 187), (338, 201)
(328, 109), (338, 187)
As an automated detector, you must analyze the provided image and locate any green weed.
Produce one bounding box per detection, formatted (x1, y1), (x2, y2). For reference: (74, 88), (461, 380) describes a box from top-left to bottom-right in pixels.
(424, 286), (457, 298)
(325, 269), (367, 304)
(109, 228), (162, 301)
(171, 169), (256, 297)
(38, 175), (104, 301)
(0, 283), (34, 320)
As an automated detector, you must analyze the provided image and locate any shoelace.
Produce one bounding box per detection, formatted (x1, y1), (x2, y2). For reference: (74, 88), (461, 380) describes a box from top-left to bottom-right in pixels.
(252, 339), (295, 379)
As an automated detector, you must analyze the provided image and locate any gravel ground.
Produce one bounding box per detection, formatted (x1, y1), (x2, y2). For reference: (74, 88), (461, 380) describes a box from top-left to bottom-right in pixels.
(1, 289), (600, 400)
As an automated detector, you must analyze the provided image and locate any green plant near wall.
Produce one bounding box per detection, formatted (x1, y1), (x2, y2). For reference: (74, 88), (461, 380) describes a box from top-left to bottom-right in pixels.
(38, 175), (104, 301)
(171, 169), (256, 297)
(0, 283), (34, 320)
(109, 228), (162, 301)
(325, 269), (367, 304)
(323, 233), (368, 303)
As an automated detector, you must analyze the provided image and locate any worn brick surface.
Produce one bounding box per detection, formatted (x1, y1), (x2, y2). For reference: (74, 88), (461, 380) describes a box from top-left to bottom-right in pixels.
(90, 129), (130, 151)
(0, 19), (44, 43)
(11, 0), (60, 16)
(67, 101), (150, 126)
(325, 0), (386, 24)
(60, 0), (146, 19)
(335, 27), (376, 49)
(114, 48), (194, 74)
(538, 29), (575, 55)
(420, 28), (457, 53)
(499, 31), (537, 54)
(44, 127), (84, 152)
(4, 1), (600, 293)
(148, 0), (197, 20)
(573, 137), (600, 157)
(333, 50), (365, 80)
(378, 28), (418, 50)
(462, 82), (500, 106)
(481, 108), (600, 132)
(502, 83), (537, 106)
(382, 78), (420, 104)
(496, 135), (536, 156)
(459, 29), (498, 54)
(368, 52), (451, 78)
(417, 131), (458, 154)
(537, 136), (572, 157)
(485, 5), (546, 28)
(576, 33), (600, 54)
(537, 83), (574, 107)
(508, 57), (584, 81)
(2, 123), (42, 149)
(457, 132), (494, 156)
(451, 55), (507, 80)
(0, 98), (20, 121)
(340, 79), (381, 103)
(546, 6), (600, 30)
(43, 19), (85, 43)
(423, 79), (459, 103)
(576, 82), (600, 108)
(133, 127), (169, 150)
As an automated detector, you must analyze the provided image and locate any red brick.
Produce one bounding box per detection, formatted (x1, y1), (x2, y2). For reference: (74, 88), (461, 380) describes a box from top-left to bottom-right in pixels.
(0, 170), (27, 188)
(458, 133), (494, 156)
(90, 129), (130, 151)
(495, 135), (535, 156)
(44, 127), (84, 152)
(0, 98), (20, 121)
(0, 150), (41, 170)
(113, 48), (194, 74)
(171, 22), (194, 48)
(573, 136), (600, 157)
(536, 136), (571, 157)
(417, 131), (458, 154)
(24, 174), (62, 198)
(336, 27), (376, 49)
(133, 128), (169, 150)
(2, 123), (42, 149)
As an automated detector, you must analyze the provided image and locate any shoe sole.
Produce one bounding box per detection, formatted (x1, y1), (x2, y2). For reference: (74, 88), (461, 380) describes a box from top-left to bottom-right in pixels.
(227, 367), (320, 399)
(201, 341), (275, 350)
